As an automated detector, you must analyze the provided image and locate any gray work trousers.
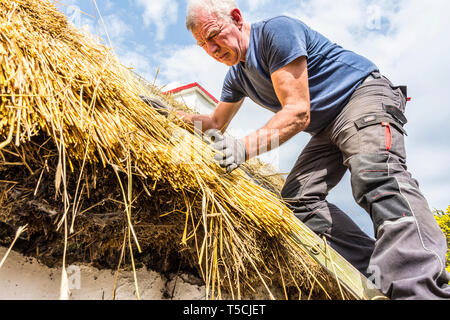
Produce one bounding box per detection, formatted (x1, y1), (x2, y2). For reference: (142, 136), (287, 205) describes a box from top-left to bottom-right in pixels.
(281, 72), (450, 300)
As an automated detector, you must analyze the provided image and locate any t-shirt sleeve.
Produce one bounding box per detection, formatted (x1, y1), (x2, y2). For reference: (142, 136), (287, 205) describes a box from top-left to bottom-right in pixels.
(220, 69), (246, 103)
(262, 17), (309, 75)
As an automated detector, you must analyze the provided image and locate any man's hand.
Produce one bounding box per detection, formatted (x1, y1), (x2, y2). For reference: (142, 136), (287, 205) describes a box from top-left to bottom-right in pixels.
(139, 95), (170, 116)
(210, 131), (247, 173)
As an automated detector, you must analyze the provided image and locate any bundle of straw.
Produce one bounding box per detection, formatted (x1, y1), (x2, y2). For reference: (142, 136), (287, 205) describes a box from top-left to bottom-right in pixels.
(0, 0), (355, 300)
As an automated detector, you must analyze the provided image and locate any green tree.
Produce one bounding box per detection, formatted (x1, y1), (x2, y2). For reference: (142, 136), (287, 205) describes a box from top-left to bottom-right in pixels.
(435, 206), (450, 274)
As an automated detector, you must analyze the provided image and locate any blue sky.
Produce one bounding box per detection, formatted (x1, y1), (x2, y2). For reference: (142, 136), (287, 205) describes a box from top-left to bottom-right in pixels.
(56, 0), (450, 237)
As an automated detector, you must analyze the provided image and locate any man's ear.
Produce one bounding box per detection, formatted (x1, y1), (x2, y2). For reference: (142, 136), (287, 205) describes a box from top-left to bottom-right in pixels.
(230, 8), (243, 28)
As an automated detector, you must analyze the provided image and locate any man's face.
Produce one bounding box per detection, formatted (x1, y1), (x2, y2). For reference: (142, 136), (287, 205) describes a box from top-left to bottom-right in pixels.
(192, 10), (245, 66)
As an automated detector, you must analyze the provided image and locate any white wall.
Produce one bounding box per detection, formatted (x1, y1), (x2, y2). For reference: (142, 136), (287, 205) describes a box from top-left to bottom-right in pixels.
(173, 87), (216, 115)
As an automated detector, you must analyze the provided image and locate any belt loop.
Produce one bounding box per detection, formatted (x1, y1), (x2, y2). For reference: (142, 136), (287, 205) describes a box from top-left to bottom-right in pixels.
(371, 71), (382, 79)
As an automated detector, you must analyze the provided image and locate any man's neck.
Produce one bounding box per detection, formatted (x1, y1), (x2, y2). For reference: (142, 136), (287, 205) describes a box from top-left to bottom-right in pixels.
(239, 22), (251, 63)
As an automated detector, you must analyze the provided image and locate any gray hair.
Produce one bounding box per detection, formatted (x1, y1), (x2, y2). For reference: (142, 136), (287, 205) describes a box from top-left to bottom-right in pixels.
(186, 0), (238, 31)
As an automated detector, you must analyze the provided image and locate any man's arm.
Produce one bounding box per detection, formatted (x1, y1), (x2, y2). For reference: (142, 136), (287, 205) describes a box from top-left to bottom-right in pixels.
(243, 56), (310, 159)
(176, 99), (244, 133)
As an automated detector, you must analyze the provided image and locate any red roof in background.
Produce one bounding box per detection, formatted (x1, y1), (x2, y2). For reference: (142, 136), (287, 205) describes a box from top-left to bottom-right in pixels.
(164, 82), (219, 104)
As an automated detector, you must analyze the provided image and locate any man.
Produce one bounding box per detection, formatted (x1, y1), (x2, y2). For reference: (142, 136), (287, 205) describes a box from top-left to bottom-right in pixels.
(174, 0), (450, 300)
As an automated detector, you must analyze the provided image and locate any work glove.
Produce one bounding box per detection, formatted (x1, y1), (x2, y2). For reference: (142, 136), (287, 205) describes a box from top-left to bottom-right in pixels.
(139, 95), (170, 116)
(209, 130), (247, 173)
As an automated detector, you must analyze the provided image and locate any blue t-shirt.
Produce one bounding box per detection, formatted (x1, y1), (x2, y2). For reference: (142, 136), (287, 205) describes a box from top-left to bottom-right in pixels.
(220, 16), (379, 135)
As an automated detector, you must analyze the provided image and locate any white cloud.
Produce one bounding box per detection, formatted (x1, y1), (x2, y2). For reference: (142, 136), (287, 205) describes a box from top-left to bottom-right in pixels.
(158, 45), (228, 95)
(240, 0), (271, 12)
(102, 14), (133, 43)
(117, 49), (156, 82)
(135, 0), (179, 41)
(104, 0), (114, 11)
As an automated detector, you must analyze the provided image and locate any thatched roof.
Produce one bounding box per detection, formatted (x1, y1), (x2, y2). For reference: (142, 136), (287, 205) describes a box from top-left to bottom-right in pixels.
(0, 0), (381, 300)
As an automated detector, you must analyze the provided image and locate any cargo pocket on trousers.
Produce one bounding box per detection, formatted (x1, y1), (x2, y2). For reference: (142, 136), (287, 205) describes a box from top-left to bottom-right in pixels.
(354, 114), (407, 159)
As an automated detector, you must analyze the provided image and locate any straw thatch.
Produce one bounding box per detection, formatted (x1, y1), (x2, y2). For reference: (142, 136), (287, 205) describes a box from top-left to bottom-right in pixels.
(0, 0), (354, 300)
